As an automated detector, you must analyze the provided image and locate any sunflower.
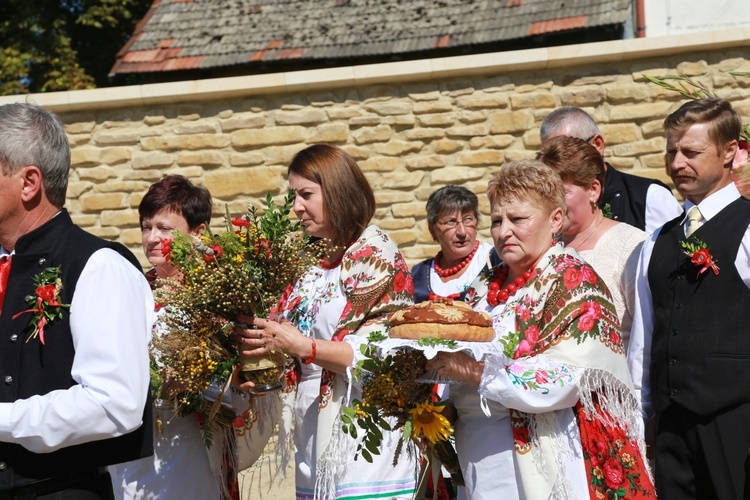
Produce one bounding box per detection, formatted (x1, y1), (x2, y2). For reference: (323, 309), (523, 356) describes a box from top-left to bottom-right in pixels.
(410, 402), (454, 444)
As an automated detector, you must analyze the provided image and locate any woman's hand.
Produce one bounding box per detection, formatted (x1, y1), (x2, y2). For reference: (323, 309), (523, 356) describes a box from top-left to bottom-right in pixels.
(233, 314), (312, 359)
(426, 352), (484, 387)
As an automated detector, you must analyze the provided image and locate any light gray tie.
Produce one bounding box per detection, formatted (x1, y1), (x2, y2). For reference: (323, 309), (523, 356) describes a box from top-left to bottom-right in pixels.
(685, 206), (703, 238)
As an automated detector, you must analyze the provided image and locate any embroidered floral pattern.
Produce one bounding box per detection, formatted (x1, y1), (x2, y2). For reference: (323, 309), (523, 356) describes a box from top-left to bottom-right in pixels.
(497, 254), (621, 359)
(281, 226), (413, 410)
(506, 361), (574, 394)
(577, 400), (654, 498)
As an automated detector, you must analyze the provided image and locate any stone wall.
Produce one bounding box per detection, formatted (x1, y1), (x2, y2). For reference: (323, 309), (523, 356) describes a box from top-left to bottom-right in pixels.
(19, 33), (750, 267)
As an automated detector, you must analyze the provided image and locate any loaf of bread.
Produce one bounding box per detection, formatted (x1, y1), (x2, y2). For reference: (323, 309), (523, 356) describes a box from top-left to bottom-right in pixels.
(389, 300), (495, 342)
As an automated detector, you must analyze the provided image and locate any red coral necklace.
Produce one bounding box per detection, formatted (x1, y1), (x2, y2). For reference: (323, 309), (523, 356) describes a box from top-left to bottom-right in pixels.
(434, 240), (480, 278)
(486, 266), (536, 307)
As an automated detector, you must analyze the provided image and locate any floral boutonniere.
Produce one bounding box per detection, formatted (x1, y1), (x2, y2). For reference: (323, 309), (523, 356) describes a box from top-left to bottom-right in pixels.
(680, 238), (719, 278)
(12, 266), (70, 344)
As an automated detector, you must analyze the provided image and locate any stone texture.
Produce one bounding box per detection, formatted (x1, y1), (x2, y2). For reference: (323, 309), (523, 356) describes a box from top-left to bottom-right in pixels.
(489, 110), (535, 134)
(132, 153), (174, 169)
(457, 150), (504, 166)
(77, 166), (118, 181)
(100, 148), (132, 165)
(609, 102), (672, 122)
(230, 152), (265, 166)
(416, 113), (456, 127)
(446, 125), (489, 138)
(600, 124), (641, 144)
(611, 137), (665, 157)
(364, 101), (412, 116)
(381, 171), (424, 189)
(178, 151), (225, 167)
(392, 201), (429, 218)
(275, 108), (328, 125)
(220, 114), (266, 132)
(71, 148), (101, 166)
(559, 88), (605, 106)
(510, 92), (556, 109)
(403, 128), (446, 141)
(431, 167), (486, 183)
(100, 209), (139, 227)
(49, 50), (747, 266)
(231, 127), (306, 147)
(359, 156), (404, 172)
(307, 122), (349, 143)
(374, 140), (423, 156)
(142, 134), (231, 151)
(405, 156), (445, 170)
(434, 139), (462, 154)
(456, 94), (509, 110)
(80, 193), (128, 212)
(205, 167), (285, 197)
(352, 125), (392, 145)
(413, 101), (453, 114)
(64, 122), (96, 134)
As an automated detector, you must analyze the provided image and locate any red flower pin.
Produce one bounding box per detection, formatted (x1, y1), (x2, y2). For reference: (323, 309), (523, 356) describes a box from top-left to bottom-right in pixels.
(680, 237), (719, 278)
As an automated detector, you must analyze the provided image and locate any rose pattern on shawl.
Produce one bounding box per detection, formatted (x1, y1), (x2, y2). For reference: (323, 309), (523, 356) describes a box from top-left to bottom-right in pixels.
(576, 400), (655, 498)
(497, 256), (621, 360)
(318, 227), (414, 409)
(474, 247), (653, 496)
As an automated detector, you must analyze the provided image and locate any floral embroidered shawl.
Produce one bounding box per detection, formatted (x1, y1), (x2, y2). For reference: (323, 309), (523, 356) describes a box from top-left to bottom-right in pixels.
(469, 244), (654, 499)
(312, 225), (414, 495)
(248, 225), (414, 498)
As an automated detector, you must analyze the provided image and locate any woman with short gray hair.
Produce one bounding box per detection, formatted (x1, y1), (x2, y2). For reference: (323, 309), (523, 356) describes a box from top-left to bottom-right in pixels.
(412, 185), (492, 303)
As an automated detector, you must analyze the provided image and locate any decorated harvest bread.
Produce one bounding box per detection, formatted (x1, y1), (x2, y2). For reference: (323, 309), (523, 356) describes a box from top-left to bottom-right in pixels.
(389, 299), (495, 342)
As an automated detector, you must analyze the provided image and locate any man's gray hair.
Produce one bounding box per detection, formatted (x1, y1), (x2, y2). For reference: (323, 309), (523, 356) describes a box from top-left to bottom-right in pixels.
(0, 103), (70, 207)
(540, 106), (600, 143)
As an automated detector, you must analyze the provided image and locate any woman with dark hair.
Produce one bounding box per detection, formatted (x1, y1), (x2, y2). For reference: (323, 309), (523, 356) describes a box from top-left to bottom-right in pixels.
(234, 144), (417, 499)
(110, 175), (245, 500)
(412, 185), (492, 303)
(538, 136), (647, 349)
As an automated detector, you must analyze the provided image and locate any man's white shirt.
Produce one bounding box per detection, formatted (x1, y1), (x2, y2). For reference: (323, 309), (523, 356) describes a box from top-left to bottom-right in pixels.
(0, 248), (154, 452)
(627, 182), (750, 422)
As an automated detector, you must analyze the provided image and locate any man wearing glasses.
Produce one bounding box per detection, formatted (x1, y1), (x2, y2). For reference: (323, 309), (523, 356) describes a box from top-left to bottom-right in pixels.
(540, 106), (682, 234)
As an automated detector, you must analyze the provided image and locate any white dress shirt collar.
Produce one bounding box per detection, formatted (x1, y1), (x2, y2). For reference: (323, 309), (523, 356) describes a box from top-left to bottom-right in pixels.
(681, 182), (740, 224)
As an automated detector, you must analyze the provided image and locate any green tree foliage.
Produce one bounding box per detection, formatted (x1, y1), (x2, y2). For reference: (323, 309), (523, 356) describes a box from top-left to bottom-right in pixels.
(0, 0), (152, 95)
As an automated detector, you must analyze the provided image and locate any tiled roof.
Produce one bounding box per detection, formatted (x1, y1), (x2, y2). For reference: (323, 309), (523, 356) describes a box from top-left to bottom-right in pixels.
(110, 0), (633, 77)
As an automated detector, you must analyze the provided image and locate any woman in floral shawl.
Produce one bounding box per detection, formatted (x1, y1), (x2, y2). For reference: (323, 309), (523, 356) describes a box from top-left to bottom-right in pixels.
(235, 144), (417, 499)
(427, 160), (654, 499)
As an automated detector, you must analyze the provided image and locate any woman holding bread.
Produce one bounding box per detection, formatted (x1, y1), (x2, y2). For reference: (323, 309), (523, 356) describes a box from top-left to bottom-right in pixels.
(426, 160), (654, 499)
(412, 185), (493, 303)
(234, 144), (417, 499)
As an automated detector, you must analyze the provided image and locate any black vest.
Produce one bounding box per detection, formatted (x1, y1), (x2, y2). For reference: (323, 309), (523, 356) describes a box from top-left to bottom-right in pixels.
(0, 211), (153, 487)
(648, 197), (750, 417)
(600, 165), (672, 231)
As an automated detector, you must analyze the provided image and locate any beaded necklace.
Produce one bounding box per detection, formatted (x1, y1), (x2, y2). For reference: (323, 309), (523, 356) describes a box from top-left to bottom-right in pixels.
(433, 240), (480, 278)
(319, 255), (343, 270)
(486, 266), (536, 307)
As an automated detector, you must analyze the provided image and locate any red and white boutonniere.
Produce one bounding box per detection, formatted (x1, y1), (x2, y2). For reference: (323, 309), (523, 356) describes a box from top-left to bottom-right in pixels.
(680, 238), (719, 278)
(12, 266), (70, 344)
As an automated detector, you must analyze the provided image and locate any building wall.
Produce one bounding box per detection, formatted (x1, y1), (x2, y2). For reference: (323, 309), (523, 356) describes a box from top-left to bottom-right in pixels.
(645, 0), (750, 37)
(5, 29), (750, 267)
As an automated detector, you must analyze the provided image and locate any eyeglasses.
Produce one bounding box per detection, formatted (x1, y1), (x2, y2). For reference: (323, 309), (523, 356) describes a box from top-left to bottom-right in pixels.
(437, 216), (477, 230)
(583, 134), (597, 143)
